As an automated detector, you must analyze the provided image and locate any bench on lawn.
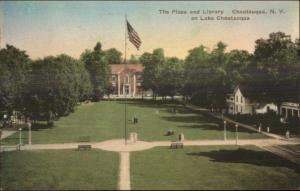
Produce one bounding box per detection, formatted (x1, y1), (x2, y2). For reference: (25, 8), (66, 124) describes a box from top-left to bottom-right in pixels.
(170, 142), (183, 149)
(77, 144), (92, 150)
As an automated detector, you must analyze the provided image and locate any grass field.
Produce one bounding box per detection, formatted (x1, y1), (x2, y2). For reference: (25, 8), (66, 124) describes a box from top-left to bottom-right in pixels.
(131, 145), (300, 190)
(2, 100), (267, 144)
(0, 149), (119, 190)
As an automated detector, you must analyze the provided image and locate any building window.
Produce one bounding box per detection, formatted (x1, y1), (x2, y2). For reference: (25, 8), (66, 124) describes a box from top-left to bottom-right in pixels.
(136, 74), (142, 83)
(236, 96), (238, 102)
(124, 75), (129, 84)
(111, 75), (116, 82)
(241, 106), (243, 113)
(241, 96), (243, 103)
(236, 105), (238, 113)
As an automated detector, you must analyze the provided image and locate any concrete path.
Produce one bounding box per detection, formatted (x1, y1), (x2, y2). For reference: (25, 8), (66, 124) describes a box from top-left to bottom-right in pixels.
(0, 130), (17, 140)
(119, 152), (131, 190)
(3, 138), (295, 152)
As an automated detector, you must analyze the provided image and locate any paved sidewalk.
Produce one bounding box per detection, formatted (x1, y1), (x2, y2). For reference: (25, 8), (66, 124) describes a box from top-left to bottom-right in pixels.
(0, 130), (17, 140)
(119, 152), (131, 190)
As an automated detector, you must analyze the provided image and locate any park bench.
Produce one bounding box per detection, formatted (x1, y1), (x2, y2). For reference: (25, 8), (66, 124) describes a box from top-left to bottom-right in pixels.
(77, 144), (92, 150)
(170, 142), (183, 149)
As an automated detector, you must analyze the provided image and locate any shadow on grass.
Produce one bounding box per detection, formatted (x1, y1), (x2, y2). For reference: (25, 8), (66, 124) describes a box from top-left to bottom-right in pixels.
(161, 115), (218, 124)
(163, 115), (258, 134)
(187, 148), (299, 172)
(117, 100), (195, 114)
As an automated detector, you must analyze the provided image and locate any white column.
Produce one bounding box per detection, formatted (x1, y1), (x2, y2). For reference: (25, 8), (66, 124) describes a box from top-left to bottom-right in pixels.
(129, 85), (131, 97)
(117, 74), (120, 96)
(133, 74), (136, 96)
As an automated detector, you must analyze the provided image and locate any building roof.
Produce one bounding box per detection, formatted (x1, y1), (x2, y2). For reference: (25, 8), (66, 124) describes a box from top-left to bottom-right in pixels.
(110, 64), (144, 74)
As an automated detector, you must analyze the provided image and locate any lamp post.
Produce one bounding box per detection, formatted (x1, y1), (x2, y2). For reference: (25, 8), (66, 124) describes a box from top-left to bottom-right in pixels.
(235, 124), (238, 145)
(28, 121), (32, 145)
(123, 76), (127, 145)
(19, 128), (22, 146)
(223, 120), (227, 141)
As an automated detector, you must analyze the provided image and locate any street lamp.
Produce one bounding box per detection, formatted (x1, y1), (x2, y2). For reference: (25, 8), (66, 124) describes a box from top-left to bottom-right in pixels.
(235, 124), (238, 145)
(223, 121), (227, 141)
(124, 78), (127, 145)
(28, 120), (32, 145)
(19, 128), (22, 146)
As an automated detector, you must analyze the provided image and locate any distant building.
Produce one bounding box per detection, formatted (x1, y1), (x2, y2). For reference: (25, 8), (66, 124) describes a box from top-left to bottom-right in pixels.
(280, 102), (300, 118)
(109, 64), (151, 97)
(226, 85), (278, 115)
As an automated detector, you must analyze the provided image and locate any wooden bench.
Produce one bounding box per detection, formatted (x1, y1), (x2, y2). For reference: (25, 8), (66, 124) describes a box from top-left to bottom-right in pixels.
(77, 145), (92, 150)
(170, 142), (183, 149)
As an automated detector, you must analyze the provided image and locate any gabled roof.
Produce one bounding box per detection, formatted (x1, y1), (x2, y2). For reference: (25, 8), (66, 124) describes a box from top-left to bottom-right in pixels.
(110, 64), (143, 74)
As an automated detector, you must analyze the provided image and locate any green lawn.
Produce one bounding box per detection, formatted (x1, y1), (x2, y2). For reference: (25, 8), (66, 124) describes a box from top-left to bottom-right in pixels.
(2, 100), (267, 144)
(131, 145), (300, 190)
(0, 149), (119, 190)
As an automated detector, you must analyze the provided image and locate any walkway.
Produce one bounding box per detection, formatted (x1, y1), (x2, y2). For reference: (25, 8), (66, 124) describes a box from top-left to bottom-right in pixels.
(119, 152), (131, 190)
(0, 130), (17, 140)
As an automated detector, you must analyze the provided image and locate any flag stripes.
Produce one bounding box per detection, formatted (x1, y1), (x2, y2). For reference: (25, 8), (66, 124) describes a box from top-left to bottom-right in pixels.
(127, 20), (141, 50)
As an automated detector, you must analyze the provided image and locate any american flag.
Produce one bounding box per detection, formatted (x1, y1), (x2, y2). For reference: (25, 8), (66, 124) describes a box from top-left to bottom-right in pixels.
(127, 20), (142, 50)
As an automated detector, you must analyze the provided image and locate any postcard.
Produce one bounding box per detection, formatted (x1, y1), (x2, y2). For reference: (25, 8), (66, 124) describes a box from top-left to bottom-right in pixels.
(0, 1), (299, 190)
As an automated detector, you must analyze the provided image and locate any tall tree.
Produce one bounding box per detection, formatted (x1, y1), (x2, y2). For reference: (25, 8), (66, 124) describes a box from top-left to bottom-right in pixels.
(140, 49), (165, 98)
(182, 45), (211, 100)
(157, 57), (183, 98)
(104, 48), (122, 64)
(225, 49), (251, 88)
(81, 42), (111, 100)
(128, 55), (139, 64)
(245, 32), (299, 108)
(25, 54), (88, 122)
(0, 45), (30, 115)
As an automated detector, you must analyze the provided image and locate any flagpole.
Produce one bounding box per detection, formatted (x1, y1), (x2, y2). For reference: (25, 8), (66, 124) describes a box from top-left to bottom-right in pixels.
(125, 14), (127, 64)
(124, 14), (127, 145)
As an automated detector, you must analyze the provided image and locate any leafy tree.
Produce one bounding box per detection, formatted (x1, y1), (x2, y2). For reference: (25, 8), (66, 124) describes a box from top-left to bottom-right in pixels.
(104, 48), (122, 64)
(205, 42), (228, 109)
(25, 54), (91, 122)
(225, 49), (251, 88)
(244, 32), (299, 108)
(140, 49), (165, 98)
(182, 45), (211, 99)
(0, 45), (30, 115)
(81, 42), (111, 100)
(128, 55), (139, 64)
(157, 57), (183, 99)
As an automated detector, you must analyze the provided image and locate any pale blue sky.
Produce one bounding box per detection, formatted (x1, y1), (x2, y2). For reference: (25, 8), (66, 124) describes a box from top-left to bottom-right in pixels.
(1, 1), (299, 59)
